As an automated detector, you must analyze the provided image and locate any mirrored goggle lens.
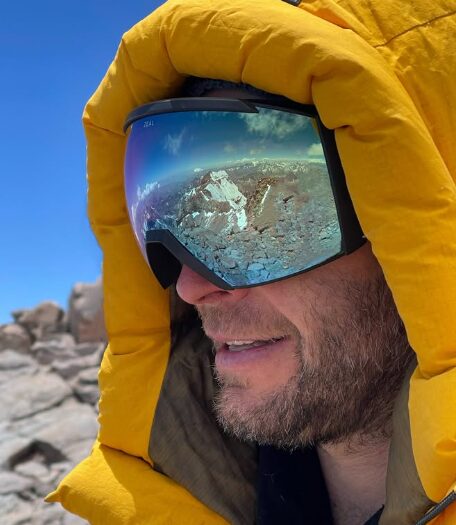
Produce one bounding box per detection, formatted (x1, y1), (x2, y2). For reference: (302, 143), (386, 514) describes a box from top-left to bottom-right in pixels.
(125, 103), (342, 287)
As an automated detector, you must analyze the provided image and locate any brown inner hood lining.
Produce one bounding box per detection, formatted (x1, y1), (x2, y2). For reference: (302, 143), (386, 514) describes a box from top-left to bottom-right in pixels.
(149, 290), (257, 524)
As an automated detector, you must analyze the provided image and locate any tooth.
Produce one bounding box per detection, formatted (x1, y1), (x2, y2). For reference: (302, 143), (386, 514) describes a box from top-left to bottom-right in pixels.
(226, 340), (255, 345)
(227, 342), (254, 350)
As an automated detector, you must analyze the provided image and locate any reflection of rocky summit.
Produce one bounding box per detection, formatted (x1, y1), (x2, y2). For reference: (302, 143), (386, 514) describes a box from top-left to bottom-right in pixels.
(198, 170), (247, 210)
(177, 169), (248, 233)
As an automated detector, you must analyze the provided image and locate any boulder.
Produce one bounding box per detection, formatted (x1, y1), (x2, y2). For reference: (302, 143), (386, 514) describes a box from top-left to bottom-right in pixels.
(73, 342), (104, 357)
(0, 493), (34, 524)
(5, 439), (67, 472)
(0, 323), (32, 353)
(51, 351), (102, 380)
(8, 399), (98, 465)
(31, 334), (77, 365)
(0, 471), (34, 495)
(0, 436), (32, 469)
(68, 279), (106, 343)
(0, 474), (88, 524)
(0, 369), (72, 421)
(14, 460), (50, 480)
(76, 367), (99, 385)
(12, 302), (66, 340)
(73, 383), (99, 406)
(72, 366), (100, 406)
(29, 467), (60, 499)
(62, 512), (89, 524)
(29, 503), (65, 525)
(0, 350), (38, 377)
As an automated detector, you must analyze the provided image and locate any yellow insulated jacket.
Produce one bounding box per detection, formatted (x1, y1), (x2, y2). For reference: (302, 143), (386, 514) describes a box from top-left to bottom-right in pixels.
(47, 0), (456, 523)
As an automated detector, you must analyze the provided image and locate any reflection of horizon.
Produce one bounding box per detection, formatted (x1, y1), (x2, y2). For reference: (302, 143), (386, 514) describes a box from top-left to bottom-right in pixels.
(137, 158), (325, 196)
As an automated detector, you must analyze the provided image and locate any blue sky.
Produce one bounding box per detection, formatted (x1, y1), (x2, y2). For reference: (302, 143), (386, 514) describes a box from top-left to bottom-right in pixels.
(126, 108), (323, 195)
(0, 1), (164, 323)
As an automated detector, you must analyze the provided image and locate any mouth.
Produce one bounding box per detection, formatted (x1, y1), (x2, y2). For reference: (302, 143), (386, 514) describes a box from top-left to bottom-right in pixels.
(223, 337), (286, 352)
(213, 335), (291, 369)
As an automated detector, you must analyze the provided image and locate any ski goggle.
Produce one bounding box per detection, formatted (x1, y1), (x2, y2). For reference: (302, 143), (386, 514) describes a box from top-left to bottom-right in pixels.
(124, 97), (364, 289)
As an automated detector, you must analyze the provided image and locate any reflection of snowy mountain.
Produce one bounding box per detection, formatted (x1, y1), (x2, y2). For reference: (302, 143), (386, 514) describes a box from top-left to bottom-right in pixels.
(132, 160), (342, 285)
(179, 170), (247, 232)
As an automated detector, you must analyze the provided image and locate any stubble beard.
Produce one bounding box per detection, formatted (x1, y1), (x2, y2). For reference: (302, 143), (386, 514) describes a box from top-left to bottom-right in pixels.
(198, 276), (414, 449)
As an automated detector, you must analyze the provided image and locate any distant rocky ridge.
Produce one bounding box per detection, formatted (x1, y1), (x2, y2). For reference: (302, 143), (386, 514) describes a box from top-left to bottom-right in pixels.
(0, 279), (106, 525)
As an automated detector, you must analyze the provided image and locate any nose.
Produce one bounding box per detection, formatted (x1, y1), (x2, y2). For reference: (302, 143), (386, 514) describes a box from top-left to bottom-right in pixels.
(176, 265), (249, 305)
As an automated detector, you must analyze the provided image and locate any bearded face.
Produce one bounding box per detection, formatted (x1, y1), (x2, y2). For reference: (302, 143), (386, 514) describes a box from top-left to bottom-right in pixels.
(177, 244), (413, 448)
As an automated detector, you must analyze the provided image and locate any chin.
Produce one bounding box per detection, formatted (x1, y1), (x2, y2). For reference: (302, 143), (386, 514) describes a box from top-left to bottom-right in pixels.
(212, 374), (303, 446)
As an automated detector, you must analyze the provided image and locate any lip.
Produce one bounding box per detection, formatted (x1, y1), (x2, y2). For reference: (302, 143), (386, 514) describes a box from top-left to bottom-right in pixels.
(214, 336), (291, 370)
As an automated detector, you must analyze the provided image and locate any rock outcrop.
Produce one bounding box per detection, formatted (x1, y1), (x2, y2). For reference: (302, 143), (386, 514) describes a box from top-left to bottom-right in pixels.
(68, 278), (106, 344)
(0, 280), (106, 525)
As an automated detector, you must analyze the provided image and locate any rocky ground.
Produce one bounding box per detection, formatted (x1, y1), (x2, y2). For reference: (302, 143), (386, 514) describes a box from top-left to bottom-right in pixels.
(0, 280), (106, 525)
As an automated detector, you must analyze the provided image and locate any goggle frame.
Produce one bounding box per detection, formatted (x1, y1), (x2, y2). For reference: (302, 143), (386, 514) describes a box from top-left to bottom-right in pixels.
(124, 97), (365, 289)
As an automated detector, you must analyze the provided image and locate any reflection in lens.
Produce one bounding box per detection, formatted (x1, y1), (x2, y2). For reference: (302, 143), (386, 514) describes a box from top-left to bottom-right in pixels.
(146, 160), (340, 285)
(126, 106), (342, 286)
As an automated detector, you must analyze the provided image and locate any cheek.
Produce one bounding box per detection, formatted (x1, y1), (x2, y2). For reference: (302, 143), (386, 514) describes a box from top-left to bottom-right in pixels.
(258, 279), (319, 334)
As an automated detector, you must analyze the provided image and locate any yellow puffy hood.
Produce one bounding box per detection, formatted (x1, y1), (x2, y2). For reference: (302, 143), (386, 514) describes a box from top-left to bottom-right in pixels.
(47, 0), (456, 523)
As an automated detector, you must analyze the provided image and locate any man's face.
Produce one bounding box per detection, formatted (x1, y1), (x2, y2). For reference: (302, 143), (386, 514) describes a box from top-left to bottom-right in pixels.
(174, 87), (413, 447)
(176, 243), (413, 447)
